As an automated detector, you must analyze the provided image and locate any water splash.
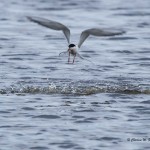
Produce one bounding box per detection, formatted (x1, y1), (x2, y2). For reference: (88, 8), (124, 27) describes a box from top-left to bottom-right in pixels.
(0, 80), (149, 95)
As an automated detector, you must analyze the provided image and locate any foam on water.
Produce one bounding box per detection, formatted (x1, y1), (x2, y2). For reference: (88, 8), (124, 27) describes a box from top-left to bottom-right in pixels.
(1, 80), (149, 95)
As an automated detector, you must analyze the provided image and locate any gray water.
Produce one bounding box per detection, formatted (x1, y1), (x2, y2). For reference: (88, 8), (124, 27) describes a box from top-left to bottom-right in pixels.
(0, 0), (150, 150)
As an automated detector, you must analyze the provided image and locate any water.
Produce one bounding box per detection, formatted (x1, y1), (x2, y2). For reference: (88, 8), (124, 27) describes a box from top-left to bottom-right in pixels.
(0, 0), (150, 149)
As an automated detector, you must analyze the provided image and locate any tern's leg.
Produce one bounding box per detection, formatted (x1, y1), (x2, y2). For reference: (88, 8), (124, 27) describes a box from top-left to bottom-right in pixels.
(68, 52), (71, 63)
(72, 54), (76, 64)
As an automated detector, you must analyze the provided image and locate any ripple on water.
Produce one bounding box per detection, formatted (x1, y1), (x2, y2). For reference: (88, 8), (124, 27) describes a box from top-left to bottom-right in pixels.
(114, 12), (150, 16)
(91, 136), (122, 144)
(49, 141), (80, 149)
(33, 115), (61, 119)
(21, 107), (35, 111)
(30, 146), (49, 150)
(140, 100), (150, 104)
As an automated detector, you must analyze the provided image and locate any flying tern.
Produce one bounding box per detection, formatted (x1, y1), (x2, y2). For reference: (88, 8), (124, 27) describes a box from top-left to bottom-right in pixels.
(27, 16), (125, 64)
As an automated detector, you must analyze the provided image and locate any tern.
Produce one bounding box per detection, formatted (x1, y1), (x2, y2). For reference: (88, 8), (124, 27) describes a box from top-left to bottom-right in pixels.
(27, 16), (125, 64)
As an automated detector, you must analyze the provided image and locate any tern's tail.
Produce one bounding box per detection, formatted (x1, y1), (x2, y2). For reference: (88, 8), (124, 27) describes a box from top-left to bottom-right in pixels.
(77, 52), (94, 64)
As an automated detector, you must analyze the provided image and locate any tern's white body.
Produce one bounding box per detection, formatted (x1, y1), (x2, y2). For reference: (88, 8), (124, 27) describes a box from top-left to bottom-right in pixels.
(68, 45), (77, 55)
(68, 45), (77, 63)
(27, 16), (125, 63)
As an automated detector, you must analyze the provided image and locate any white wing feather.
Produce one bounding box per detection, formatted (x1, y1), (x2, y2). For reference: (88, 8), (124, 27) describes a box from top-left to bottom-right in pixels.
(78, 28), (125, 48)
(27, 16), (70, 44)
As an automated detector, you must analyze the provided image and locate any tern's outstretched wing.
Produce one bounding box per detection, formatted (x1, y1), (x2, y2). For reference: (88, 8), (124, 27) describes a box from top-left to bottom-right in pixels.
(27, 16), (70, 44)
(78, 28), (125, 48)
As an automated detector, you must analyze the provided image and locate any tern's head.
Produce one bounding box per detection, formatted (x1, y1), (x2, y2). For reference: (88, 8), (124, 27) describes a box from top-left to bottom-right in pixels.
(68, 44), (76, 48)
(68, 44), (77, 55)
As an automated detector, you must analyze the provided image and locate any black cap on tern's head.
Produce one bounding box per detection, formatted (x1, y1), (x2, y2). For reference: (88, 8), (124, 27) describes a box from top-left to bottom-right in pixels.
(68, 44), (75, 48)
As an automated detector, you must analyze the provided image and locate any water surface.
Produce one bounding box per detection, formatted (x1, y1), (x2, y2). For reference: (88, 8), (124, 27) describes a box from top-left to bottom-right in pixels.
(0, 0), (150, 150)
